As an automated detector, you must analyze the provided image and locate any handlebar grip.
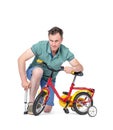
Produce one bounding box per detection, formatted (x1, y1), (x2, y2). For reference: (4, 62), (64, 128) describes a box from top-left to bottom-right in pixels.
(71, 71), (83, 76)
(71, 71), (75, 75)
(37, 59), (43, 64)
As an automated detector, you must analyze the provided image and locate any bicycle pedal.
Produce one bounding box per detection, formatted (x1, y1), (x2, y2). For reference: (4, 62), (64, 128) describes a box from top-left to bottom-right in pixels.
(63, 108), (69, 114)
(24, 111), (28, 114)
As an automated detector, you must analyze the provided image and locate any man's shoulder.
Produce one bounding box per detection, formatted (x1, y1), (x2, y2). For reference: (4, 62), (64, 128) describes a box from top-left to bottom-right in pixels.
(35, 40), (49, 46)
(31, 40), (49, 54)
(60, 44), (74, 55)
(60, 44), (69, 51)
(60, 44), (74, 61)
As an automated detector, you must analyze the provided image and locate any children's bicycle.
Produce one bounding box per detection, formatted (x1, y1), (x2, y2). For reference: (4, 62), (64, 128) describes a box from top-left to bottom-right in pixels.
(24, 59), (97, 117)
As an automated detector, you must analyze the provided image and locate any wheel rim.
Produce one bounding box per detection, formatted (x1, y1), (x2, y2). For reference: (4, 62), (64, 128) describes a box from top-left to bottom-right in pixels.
(88, 106), (97, 117)
(76, 94), (92, 113)
(36, 103), (45, 113)
(33, 92), (47, 115)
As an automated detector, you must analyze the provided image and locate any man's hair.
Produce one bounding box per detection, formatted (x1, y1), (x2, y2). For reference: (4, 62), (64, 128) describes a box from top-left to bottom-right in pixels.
(48, 27), (63, 38)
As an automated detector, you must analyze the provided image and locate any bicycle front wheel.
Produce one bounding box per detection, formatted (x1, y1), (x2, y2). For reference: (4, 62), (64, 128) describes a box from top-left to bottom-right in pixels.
(33, 91), (48, 116)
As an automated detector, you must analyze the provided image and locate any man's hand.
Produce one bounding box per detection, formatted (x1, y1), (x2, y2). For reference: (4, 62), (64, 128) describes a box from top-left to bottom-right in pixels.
(21, 80), (31, 90)
(64, 66), (74, 74)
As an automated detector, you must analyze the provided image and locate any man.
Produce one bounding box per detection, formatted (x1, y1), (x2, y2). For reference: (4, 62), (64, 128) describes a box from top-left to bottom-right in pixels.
(18, 26), (83, 115)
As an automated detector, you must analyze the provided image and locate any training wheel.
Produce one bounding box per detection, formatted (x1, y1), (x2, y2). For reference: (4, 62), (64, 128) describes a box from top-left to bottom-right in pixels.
(88, 106), (97, 117)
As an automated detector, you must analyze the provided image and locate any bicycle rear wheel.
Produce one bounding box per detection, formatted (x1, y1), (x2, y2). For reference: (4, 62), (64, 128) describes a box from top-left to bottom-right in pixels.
(33, 91), (48, 116)
(73, 92), (93, 115)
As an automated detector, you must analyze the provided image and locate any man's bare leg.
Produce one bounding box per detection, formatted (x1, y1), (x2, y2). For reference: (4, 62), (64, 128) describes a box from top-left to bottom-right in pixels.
(29, 67), (43, 103)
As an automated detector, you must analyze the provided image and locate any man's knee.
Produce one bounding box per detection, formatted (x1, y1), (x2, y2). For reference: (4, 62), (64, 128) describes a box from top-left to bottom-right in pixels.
(32, 67), (43, 77)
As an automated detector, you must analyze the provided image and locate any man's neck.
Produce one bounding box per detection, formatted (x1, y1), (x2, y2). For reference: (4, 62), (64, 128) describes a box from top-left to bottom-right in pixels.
(52, 51), (57, 56)
(51, 48), (59, 57)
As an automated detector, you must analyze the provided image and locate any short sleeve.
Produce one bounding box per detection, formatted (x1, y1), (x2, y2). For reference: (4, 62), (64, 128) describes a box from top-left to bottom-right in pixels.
(66, 49), (75, 61)
(31, 41), (42, 56)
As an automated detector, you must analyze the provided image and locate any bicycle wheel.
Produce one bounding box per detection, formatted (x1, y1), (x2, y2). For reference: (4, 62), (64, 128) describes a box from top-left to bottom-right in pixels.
(33, 91), (48, 116)
(73, 92), (93, 115)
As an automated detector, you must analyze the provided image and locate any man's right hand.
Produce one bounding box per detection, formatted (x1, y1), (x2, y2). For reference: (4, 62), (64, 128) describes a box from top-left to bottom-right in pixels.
(21, 80), (30, 90)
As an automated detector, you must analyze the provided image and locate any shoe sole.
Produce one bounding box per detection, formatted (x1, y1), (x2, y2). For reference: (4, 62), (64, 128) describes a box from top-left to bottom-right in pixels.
(28, 111), (33, 115)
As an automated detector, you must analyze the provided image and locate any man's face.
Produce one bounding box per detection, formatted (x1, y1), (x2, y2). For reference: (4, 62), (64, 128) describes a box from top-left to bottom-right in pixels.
(48, 33), (63, 52)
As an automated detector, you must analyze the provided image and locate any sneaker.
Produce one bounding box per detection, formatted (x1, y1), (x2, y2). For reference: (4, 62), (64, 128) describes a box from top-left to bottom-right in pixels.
(27, 102), (33, 115)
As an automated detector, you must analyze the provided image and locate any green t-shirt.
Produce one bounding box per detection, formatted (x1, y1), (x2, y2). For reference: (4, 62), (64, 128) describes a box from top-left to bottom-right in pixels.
(29, 40), (75, 81)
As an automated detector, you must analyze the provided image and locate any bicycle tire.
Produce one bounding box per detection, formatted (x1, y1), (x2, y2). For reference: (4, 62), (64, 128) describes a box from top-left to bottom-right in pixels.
(73, 92), (93, 115)
(33, 91), (48, 116)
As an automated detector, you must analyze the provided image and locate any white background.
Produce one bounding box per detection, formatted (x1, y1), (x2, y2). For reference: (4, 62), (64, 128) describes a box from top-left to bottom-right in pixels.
(0, 0), (113, 129)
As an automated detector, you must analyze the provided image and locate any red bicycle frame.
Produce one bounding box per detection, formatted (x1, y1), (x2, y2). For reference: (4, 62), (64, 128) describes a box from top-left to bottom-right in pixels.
(37, 60), (95, 105)
(41, 76), (95, 104)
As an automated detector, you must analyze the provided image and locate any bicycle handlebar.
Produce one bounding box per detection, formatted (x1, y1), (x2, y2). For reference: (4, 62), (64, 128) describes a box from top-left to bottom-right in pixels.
(36, 59), (83, 76)
(37, 59), (64, 72)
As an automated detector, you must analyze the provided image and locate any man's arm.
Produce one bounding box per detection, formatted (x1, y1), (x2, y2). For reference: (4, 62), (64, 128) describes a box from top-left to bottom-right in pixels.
(18, 48), (34, 89)
(64, 58), (83, 74)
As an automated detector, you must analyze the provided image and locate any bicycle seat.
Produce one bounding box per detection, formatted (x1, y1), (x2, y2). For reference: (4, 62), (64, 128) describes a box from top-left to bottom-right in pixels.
(62, 92), (68, 95)
(73, 71), (83, 76)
